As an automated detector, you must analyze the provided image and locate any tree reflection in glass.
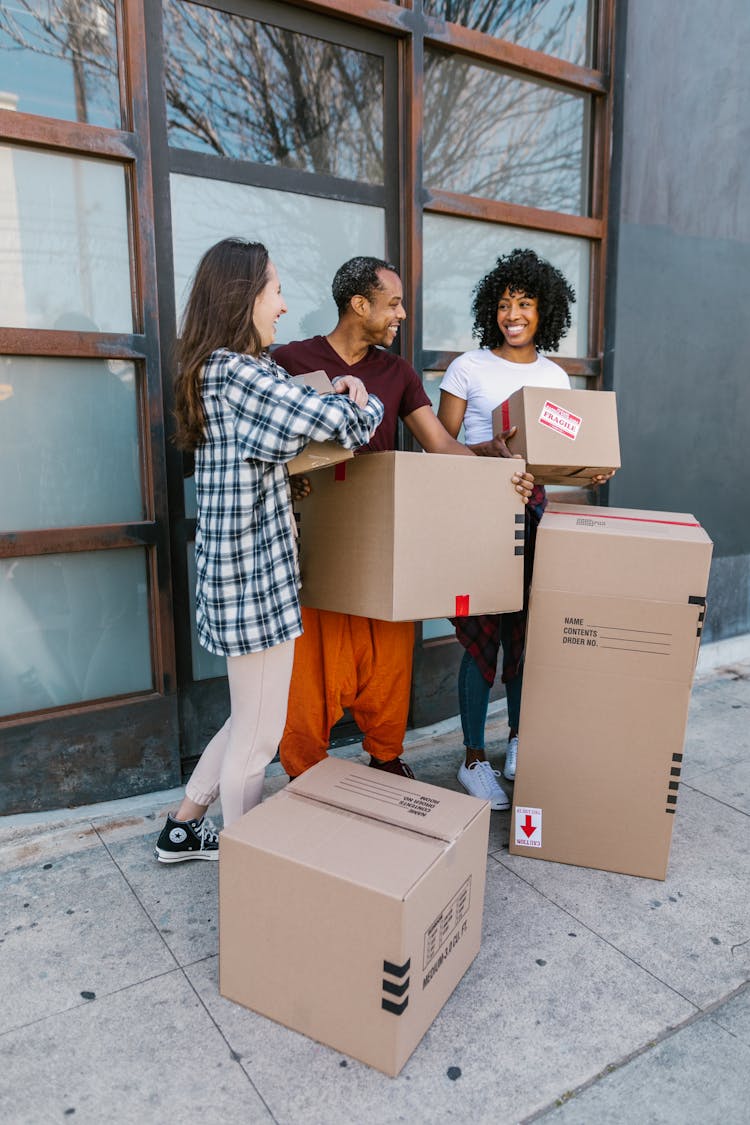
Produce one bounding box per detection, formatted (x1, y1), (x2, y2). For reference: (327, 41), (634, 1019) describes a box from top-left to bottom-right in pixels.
(163, 0), (384, 184)
(425, 50), (587, 214)
(422, 213), (589, 354)
(424, 0), (592, 67)
(0, 0), (119, 126)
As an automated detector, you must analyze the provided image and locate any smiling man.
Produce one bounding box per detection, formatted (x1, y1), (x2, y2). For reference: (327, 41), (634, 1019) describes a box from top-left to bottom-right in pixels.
(275, 257), (473, 456)
(274, 256), (531, 781)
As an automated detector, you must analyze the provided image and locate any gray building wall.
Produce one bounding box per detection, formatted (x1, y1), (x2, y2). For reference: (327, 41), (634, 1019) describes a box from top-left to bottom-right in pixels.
(605, 0), (750, 642)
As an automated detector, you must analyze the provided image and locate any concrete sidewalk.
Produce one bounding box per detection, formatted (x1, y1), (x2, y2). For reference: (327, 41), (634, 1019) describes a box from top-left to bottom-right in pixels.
(1, 664), (749, 1124)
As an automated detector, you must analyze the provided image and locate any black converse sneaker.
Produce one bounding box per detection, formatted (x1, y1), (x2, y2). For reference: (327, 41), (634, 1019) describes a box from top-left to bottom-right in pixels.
(154, 814), (220, 863)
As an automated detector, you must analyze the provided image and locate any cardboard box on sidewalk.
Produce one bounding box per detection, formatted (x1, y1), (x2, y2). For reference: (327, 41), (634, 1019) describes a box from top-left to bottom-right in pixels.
(297, 450), (526, 621)
(509, 503), (713, 880)
(219, 758), (490, 1076)
(492, 387), (620, 484)
(286, 370), (355, 476)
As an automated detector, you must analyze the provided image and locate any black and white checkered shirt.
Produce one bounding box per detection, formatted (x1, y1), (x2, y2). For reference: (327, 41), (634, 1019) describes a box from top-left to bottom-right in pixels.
(194, 348), (383, 655)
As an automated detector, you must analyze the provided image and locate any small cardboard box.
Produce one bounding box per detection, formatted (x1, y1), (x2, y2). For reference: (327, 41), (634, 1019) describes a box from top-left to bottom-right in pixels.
(509, 504), (713, 880)
(286, 370), (355, 476)
(219, 758), (490, 1076)
(297, 450), (526, 621)
(492, 386), (621, 484)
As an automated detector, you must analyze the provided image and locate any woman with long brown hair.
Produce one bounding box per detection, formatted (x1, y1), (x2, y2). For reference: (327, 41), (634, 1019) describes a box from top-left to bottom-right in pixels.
(155, 238), (383, 862)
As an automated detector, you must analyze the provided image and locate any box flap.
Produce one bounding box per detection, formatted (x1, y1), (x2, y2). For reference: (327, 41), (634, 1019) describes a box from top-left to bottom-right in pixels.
(222, 788), (447, 899)
(288, 758), (486, 842)
(291, 369), (335, 394)
(287, 371), (354, 476)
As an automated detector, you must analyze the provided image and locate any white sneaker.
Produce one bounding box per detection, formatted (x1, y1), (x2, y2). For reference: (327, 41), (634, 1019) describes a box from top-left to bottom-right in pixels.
(457, 760), (510, 810)
(504, 736), (519, 781)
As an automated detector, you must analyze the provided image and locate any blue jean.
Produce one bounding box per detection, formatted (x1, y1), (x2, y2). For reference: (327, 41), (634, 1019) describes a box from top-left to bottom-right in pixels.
(458, 645), (522, 752)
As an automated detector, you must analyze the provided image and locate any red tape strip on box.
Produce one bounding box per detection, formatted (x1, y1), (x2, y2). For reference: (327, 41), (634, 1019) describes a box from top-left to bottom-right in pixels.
(455, 594), (470, 616)
(334, 463), (347, 481)
(501, 400), (510, 433)
(552, 511), (700, 528)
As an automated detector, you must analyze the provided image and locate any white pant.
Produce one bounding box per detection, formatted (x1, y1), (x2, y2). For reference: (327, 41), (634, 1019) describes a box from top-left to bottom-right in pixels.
(185, 639), (295, 827)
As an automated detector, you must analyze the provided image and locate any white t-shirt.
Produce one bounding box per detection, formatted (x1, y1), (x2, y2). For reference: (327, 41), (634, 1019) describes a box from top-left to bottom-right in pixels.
(440, 349), (571, 444)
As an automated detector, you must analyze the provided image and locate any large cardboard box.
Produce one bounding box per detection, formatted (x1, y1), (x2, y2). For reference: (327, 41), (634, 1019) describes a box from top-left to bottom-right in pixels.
(509, 503), (713, 880)
(219, 758), (490, 1076)
(492, 386), (620, 484)
(286, 370), (355, 476)
(298, 450), (526, 621)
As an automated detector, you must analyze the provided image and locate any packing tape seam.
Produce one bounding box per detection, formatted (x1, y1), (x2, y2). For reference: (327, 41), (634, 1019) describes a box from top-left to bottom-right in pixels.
(552, 511), (700, 528)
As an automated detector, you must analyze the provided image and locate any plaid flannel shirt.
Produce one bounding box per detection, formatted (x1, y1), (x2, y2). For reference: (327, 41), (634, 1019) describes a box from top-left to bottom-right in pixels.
(194, 349), (384, 656)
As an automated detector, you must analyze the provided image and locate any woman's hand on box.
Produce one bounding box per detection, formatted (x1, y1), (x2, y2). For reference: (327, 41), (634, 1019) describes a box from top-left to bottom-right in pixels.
(469, 427), (518, 459)
(290, 474), (312, 502)
(591, 469), (616, 488)
(332, 375), (368, 407)
(512, 468), (534, 505)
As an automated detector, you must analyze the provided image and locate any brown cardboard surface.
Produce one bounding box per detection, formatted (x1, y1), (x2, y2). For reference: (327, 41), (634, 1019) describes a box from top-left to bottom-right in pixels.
(536, 504), (713, 601)
(511, 665), (690, 879)
(492, 387), (620, 484)
(297, 451), (525, 621)
(286, 370), (354, 476)
(288, 757), (478, 843)
(220, 759), (490, 1075)
(509, 505), (713, 880)
(224, 786), (446, 899)
(522, 590), (704, 683)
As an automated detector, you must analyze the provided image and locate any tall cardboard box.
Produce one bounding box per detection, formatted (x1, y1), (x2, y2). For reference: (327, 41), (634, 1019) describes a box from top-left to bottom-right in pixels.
(509, 503), (713, 880)
(298, 450), (526, 620)
(286, 370), (355, 476)
(492, 386), (620, 484)
(220, 759), (490, 1076)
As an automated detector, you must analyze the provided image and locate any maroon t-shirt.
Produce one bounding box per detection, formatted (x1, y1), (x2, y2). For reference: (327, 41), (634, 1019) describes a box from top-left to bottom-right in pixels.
(273, 335), (430, 453)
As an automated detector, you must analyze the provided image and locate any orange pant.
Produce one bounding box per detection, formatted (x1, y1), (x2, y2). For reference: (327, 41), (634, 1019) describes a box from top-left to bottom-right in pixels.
(280, 607), (415, 777)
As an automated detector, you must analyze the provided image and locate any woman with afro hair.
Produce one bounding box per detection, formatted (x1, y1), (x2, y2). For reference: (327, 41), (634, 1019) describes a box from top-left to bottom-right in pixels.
(438, 248), (607, 810)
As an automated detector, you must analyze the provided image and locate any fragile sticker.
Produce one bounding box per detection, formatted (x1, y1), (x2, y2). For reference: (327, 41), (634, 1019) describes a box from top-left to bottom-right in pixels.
(514, 806), (542, 848)
(538, 400), (582, 441)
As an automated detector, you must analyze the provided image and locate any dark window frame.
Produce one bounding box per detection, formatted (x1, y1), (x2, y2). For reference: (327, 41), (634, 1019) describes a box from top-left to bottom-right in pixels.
(0, 0), (177, 733)
(141, 0), (406, 760)
(0, 0), (617, 783)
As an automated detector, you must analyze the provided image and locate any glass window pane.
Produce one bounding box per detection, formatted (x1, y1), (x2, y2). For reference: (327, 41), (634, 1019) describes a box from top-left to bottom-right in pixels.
(163, 0), (384, 183)
(0, 146), (133, 332)
(425, 51), (588, 214)
(186, 544), (226, 681)
(0, 549), (153, 717)
(0, 356), (142, 532)
(422, 618), (454, 640)
(170, 173), (385, 342)
(423, 213), (589, 356)
(423, 367), (467, 440)
(184, 474), (197, 521)
(422, 369), (444, 416)
(0, 0), (120, 126)
(424, 0), (593, 67)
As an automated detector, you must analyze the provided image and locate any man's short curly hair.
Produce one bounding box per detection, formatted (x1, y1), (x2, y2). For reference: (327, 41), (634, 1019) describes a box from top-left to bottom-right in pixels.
(472, 248), (575, 353)
(331, 256), (399, 315)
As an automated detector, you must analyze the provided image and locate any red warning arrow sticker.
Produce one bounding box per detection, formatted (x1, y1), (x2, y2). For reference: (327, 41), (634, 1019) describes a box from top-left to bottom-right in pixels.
(514, 806), (542, 849)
